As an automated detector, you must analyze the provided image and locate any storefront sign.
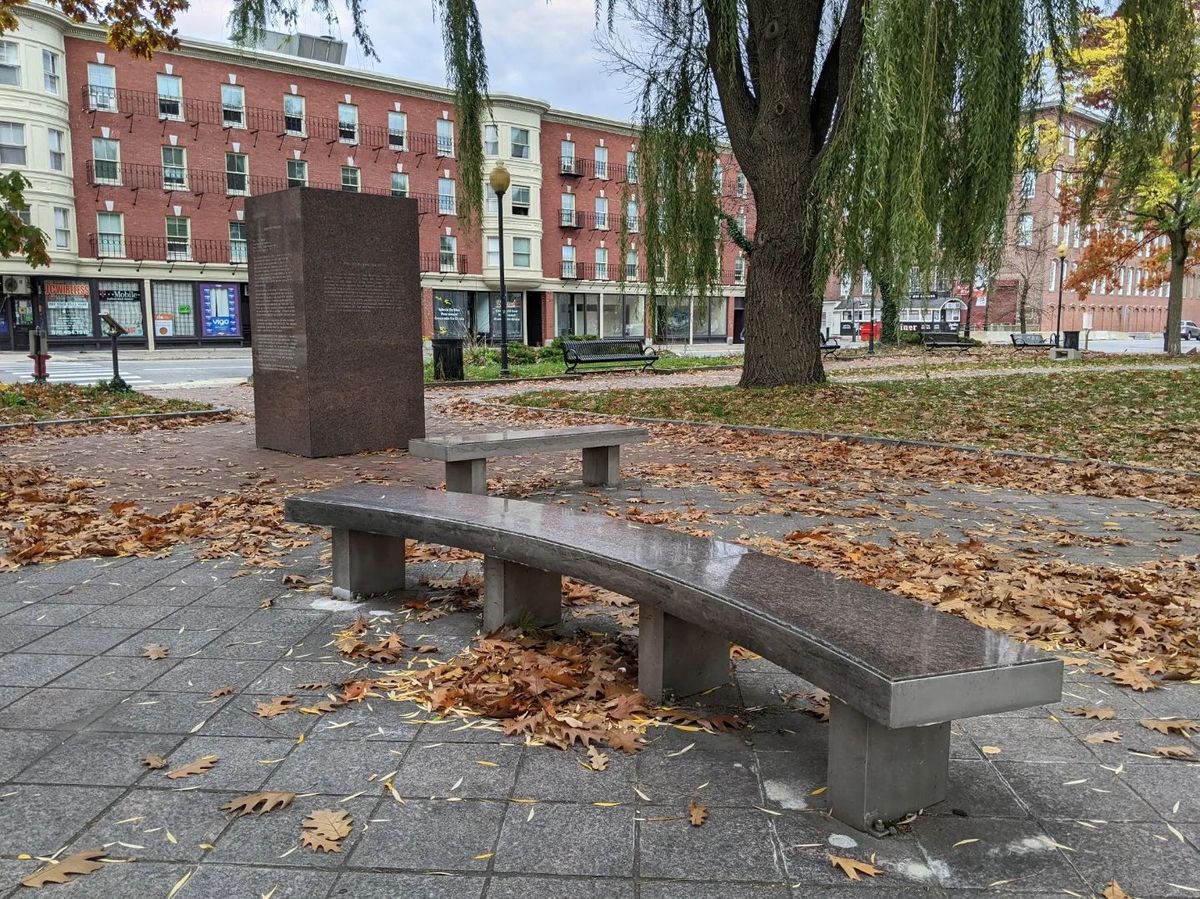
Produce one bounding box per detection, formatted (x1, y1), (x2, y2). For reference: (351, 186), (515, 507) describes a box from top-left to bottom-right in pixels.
(199, 283), (241, 337)
(98, 281), (145, 336)
(154, 313), (175, 337)
(488, 292), (523, 339)
(44, 281), (93, 337)
(432, 290), (469, 338)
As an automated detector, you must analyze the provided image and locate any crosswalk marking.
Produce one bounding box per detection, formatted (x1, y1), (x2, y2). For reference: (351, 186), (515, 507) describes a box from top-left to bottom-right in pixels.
(16, 369), (146, 384)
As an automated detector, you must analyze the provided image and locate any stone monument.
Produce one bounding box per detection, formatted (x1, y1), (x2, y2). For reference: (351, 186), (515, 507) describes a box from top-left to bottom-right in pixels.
(246, 188), (425, 457)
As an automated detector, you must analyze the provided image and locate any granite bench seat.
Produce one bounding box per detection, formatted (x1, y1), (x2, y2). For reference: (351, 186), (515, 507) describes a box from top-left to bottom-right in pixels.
(409, 425), (649, 494)
(284, 485), (1063, 833)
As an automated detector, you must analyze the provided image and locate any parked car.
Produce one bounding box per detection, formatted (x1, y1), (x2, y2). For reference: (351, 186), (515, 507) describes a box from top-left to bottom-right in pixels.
(1183, 320), (1200, 340)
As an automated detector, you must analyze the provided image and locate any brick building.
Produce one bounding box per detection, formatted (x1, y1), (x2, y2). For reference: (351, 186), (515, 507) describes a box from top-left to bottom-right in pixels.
(0, 4), (752, 351)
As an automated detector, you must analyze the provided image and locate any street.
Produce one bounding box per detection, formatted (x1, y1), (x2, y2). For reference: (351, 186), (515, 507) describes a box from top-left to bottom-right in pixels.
(0, 349), (252, 387)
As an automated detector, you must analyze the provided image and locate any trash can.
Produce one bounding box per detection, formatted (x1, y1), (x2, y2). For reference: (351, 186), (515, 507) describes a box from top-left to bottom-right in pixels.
(431, 337), (465, 381)
(1062, 330), (1080, 351)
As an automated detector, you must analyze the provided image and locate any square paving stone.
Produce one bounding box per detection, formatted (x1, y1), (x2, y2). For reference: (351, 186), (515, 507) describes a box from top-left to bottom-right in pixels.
(774, 809), (933, 890)
(490, 801), (634, 877)
(47, 581), (144, 604)
(0, 653), (92, 688)
(637, 746), (763, 807)
(2, 602), (99, 627)
(89, 691), (231, 735)
(245, 660), (355, 694)
(755, 751), (830, 812)
(960, 718), (1093, 763)
(191, 694), (319, 740)
(0, 859), (192, 899)
(639, 883), (791, 899)
(389, 741), (520, 799)
(349, 798), (504, 872)
(146, 658), (273, 694)
(512, 745), (635, 803)
(116, 585), (214, 607)
(264, 740), (408, 795)
(1041, 819), (1200, 897)
(487, 874), (633, 898)
(0, 687), (127, 731)
(639, 805), (779, 883)
(0, 624), (57, 653)
(0, 685), (30, 711)
(1123, 762), (1200, 822)
(153, 606), (257, 631)
(214, 792), (377, 869)
(76, 605), (177, 629)
(71, 786), (236, 861)
(914, 816), (1089, 893)
(329, 872), (484, 898)
(413, 716), (511, 744)
(926, 759), (1028, 819)
(13, 732), (182, 787)
(49, 656), (182, 691)
(0, 730), (60, 780)
(189, 577), (289, 608)
(740, 707), (830, 756)
(187, 866), (338, 899)
(1131, 685), (1200, 719)
(995, 761), (1159, 821)
(107, 627), (222, 658)
(0, 581), (64, 605)
(21, 625), (144, 656)
(153, 735), (298, 791)
(302, 697), (425, 743)
(0, 784), (124, 853)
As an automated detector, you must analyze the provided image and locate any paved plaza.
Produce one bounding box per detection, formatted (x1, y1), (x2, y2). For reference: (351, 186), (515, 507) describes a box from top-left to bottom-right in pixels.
(0, 375), (1197, 897)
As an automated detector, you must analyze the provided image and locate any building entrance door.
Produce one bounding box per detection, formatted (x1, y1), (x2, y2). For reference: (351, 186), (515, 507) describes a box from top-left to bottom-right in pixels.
(11, 296), (37, 351)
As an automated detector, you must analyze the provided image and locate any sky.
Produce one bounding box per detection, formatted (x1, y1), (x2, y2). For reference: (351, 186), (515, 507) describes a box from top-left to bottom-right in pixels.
(173, 0), (639, 121)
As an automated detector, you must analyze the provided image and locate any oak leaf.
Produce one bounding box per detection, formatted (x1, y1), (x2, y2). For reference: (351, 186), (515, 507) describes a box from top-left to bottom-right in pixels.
(300, 809), (352, 853)
(1064, 706), (1115, 720)
(1102, 881), (1130, 899)
(220, 790), (296, 817)
(687, 799), (709, 826)
(140, 752), (168, 770)
(210, 685), (234, 698)
(414, 644), (440, 654)
(1153, 745), (1196, 760)
(605, 729), (645, 754)
(296, 682), (330, 691)
(365, 633), (406, 664)
(20, 847), (107, 887)
(339, 680), (377, 702)
(1139, 718), (1197, 736)
(1095, 665), (1157, 692)
(299, 699), (342, 715)
(828, 853), (883, 881)
(255, 695), (298, 718)
(142, 643), (169, 660)
(166, 755), (218, 779)
(585, 746), (610, 771)
(1085, 730), (1122, 744)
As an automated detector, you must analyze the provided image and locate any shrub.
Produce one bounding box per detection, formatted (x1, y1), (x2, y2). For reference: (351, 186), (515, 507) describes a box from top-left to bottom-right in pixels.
(503, 343), (538, 365)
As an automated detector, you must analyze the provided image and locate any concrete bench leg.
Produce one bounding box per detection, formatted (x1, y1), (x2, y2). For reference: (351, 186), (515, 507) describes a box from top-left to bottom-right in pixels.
(445, 458), (487, 494)
(483, 557), (562, 631)
(827, 700), (950, 832)
(582, 445), (620, 487)
(638, 604), (731, 703)
(331, 528), (407, 600)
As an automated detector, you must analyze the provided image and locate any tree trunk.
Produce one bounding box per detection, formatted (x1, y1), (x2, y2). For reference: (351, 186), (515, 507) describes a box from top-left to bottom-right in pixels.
(879, 279), (900, 345)
(1165, 228), (1186, 356)
(1018, 279), (1030, 334)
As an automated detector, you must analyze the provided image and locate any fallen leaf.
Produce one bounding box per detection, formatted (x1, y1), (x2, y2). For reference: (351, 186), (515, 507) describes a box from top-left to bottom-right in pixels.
(828, 853), (883, 881)
(255, 696), (298, 719)
(687, 799), (708, 827)
(1140, 719), (1198, 737)
(21, 848), (107, 887)
(220, 791), (296, 817)
(1063, 707), (1115, 720)
(1086, 730), (1122, 744)
(980, 746), (1002, 755)
(259, 597), (274, 610)
(585, 747), (610, 772)
(300, 809), (353, 853)
(1153, 745), (1196, 760)
(140, 753), (168, 770)
(210, 685), (234, 699)
(166, 755), (218, 779)
(414, 644), (440, 653)
(1102, 881), (1130, 899)
(142, 643), (169, 660)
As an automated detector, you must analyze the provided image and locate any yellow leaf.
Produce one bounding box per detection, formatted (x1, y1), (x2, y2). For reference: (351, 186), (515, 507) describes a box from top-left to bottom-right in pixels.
(828, 853), (883, 881)
(980, 746), (1002, 755)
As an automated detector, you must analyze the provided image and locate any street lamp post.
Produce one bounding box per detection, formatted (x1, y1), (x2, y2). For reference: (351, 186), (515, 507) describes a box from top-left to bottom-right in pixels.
(489, 165), (512, 377)
(1055, 242), (1068, 348)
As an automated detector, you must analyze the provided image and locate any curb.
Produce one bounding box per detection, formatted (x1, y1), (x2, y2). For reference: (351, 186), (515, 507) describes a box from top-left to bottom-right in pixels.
(0, 406), (233, 432)
(425, 373), (585, 388)
(473, 399), (1200, 480)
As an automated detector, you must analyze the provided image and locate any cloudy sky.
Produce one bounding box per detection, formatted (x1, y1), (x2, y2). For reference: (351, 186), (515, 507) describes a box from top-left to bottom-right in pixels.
(174, 0), (639, 120)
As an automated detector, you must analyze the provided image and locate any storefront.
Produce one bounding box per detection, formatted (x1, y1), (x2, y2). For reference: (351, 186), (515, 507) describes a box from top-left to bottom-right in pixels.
(554, 292), (646, 339)
(40, 278), (149, 347)
(432, 289), (528, 344)
(150, 281), (249, 344)
(654, 296), (729, 344)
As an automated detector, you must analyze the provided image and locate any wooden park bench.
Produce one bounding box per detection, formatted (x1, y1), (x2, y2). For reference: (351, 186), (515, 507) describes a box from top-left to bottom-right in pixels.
(820, 335), (842, 358)
(284, 485), (1063, 833)
(409, 425), (649, 494)
(562, 337), (658, 373)
(1011, 333), (1052, 350)
(922, 331), (975, 353)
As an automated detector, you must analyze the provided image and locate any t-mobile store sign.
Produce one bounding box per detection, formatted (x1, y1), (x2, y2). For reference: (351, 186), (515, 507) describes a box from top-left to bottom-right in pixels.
(199, 283), (241, 337)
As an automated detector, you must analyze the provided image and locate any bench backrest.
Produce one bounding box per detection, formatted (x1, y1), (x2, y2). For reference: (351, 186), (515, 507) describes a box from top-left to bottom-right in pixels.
(923, 332), (962, 345)
(1012, 334), (1048, 346)
(286, 486), (1061, 728)
(563, 338), (648, 360)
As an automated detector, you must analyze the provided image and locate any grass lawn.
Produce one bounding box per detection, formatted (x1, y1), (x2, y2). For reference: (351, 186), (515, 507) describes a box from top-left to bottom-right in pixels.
(0, 383), (213, 424)
(423, 351), (739, 382)
(513, 367), (1200, 468)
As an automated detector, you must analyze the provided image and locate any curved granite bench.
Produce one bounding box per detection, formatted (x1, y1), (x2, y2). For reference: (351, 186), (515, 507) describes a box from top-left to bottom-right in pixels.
(284, 485), (1062, 832)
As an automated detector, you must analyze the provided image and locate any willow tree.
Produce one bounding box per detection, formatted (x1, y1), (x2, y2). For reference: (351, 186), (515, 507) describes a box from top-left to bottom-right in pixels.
(1074, 1), (1199, 356)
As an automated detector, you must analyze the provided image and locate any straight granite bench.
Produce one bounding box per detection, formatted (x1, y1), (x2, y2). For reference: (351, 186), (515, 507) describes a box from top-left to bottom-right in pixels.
(409, 425), (649, 494)
(284, 485), (1063, 833)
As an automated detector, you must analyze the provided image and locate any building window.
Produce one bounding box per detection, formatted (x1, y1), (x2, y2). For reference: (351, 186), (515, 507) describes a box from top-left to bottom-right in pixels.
(439, 234), (458, 272)
(713, 163), (723, 194)
(0, 122), (25, 166)
(48, 128), (65, 171)
(594, 196), (608, 229)
(152, 281), (195, 337)
(157, 73), (183, 119)
(283, 94), (305, 134)
(595, 247), (608, 280)
(337, 103), (358, 143)
(736, 212), (747, 234)
(161, 145), (187, 190)
(486, 235), (500, 267)
(0, 41), (19, 86)
(626, 150), (638, 183)
(229, 221), (247, 263)
(42, 50), (60, 94)
(438, 177), (456, 215)
(341, 165), (360, 192)
(53, 207), (70, 249)
(221, 84), (245, 127)
(92, 137), (119, 183)
(87, 63), (117, 110)
(561, 244), (576, 278)
(513, 236), (531, 268)
(735, 172), (745, 197)
(625, 250), (638, 280)
(485, 185), (498, 215)
(225, 152), (248, 195)
(625, 199), (638, 233)
(165, 215), (191, 260)
(484, 124), (499, 156)
(286, 158), (307, 187)
(437, 119), (454, 156)
(1020, 169), (1036, 200)
(511, 127), (530, 159)
(560, 192), (575, 226)
(390, 171), (409, 197)
(388, 111), (407, 150)
(594, 145), (608, 179)
(97, 212), (124, 257)
(511, 184), (531, 216)
(733, 255), (745, 285)
(14, 207), (30, 226)
(561, 139), (575, 173)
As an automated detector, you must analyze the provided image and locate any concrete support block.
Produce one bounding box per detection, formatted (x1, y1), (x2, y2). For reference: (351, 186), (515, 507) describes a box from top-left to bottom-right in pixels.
(483, 556), (562, 631)
(827, 699), (950, 832)
(331, 528), (407, 600)
(581, 445), (621, 487)
(638, 604), (731, 703)
(445, 458), (487, 494)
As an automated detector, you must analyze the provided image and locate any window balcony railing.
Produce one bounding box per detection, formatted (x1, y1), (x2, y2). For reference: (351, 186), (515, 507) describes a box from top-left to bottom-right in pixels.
(420, 251), (468, 274)
(559, 207), (580, 228)
(562, 262), (612, 282)
(561, 260), (578, 279)
(560, 155), (583, 176)
(86, 233), (245, 265)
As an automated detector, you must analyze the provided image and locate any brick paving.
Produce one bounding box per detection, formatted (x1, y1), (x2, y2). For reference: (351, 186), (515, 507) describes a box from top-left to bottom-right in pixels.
(0, 375), (1197, 896)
